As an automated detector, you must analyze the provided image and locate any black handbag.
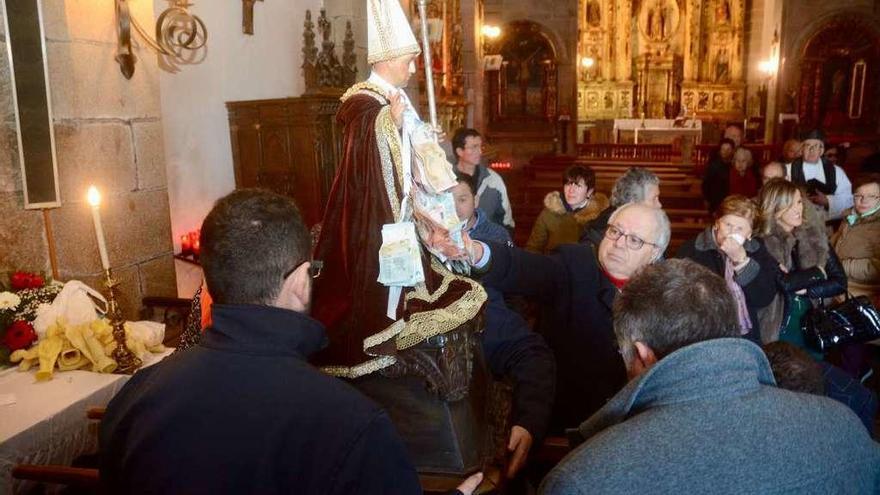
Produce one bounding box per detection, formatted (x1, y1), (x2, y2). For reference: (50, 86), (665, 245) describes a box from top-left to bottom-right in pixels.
(802, 294), (880, 351)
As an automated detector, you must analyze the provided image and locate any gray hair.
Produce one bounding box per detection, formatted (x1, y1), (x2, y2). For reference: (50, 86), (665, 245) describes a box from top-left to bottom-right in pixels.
(614, 259), (740, 365)
(607, 202), (671, 260)
(733, 147), (753, 167)
(611, 167), (660, 208)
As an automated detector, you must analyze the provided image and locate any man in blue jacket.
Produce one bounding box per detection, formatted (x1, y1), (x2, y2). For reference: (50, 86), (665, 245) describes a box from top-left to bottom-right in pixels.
(541, 260), (880, 494)
(100, 189), (482, 495)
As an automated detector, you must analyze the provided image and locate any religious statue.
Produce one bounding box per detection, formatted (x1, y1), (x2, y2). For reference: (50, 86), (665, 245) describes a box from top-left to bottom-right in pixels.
(715, 0), (731, 25)
(714, 48), (730, 83)
(312, 0), (485, 381)
(646, 0), (669, 40)
(586, 0), (602, 27)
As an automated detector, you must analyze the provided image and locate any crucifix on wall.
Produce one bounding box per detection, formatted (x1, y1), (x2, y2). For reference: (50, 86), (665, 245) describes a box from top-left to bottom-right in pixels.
(242, 0), (263, 35)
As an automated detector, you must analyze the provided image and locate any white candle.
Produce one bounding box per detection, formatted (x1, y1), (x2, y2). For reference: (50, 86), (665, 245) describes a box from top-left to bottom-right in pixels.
(86, 186), (110, 270)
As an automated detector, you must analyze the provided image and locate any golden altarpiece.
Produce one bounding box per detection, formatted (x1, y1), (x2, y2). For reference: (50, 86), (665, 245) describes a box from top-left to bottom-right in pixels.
(577, 0), (746, 123)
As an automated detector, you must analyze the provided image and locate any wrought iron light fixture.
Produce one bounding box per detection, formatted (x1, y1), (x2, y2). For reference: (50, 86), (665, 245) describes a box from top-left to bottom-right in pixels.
(115, 0), (208, 79)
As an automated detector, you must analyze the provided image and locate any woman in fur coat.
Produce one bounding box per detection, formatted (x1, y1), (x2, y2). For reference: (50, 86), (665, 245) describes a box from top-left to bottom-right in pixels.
(756, 178), (847, 350)
(526, 165), (609, 254)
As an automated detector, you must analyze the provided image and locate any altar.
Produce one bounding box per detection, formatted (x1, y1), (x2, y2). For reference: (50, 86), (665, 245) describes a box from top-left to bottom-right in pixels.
(612, 118), (703, 144)
(0, 349), (172, 493)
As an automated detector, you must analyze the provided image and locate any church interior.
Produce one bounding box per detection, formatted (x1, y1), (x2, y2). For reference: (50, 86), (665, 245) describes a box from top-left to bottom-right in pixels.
(2, 0), (880, 492)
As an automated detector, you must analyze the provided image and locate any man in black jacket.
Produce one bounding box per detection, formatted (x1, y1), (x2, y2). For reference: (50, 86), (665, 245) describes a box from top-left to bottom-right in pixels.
(468, 203), (670, 433)
(100, 190), (482, 495)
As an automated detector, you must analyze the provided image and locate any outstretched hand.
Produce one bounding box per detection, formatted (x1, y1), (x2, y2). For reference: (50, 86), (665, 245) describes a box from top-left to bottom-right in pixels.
(456, 472), (484, 495)
(506, 425), (533, 478)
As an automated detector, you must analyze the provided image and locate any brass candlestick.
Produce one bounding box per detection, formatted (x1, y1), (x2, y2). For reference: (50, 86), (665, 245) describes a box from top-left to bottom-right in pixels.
(103, 269), (142, 374)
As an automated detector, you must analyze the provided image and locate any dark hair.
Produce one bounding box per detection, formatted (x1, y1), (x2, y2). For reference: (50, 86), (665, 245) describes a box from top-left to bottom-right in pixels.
(825, 144), (847, 164)
(452, 128), (482, 153)
(454, 171), (477, 195)
(719, 138), (736, 149)
(563, 165), (596, 189)
(614, 259), (740, 362)
(762, 341), (825, 395)
(200, 189), (311, 305)
(853, 173), (880, 191)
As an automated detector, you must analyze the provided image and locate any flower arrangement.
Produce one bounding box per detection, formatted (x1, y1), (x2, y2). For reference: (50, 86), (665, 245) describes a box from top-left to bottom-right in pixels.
(0, 271), (63, 366)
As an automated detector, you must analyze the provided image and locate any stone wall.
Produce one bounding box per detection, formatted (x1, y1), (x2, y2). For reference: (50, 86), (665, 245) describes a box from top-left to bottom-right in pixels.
(0, 0), (176, 318)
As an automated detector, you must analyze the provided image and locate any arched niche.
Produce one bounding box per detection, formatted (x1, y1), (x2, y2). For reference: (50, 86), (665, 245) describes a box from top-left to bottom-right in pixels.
(794, 13), (880, 136)
(485, 20), (559, 132)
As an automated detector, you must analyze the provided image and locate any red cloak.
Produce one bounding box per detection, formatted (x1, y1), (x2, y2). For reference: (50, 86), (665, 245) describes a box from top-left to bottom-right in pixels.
(311, 82), (485, 377)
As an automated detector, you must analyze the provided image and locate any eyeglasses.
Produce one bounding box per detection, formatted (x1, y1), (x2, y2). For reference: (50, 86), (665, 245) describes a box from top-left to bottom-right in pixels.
(854, 194), (880, 202)
(605, 225), (657, 250)
(284, 260), (323, 280)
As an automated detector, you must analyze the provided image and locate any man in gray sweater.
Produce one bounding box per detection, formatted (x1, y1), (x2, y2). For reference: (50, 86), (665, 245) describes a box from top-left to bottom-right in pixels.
(540, 259), (880, 494)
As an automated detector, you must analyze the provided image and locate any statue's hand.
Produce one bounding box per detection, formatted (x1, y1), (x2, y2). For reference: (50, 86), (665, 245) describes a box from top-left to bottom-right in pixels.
(389, 91), (405, 129)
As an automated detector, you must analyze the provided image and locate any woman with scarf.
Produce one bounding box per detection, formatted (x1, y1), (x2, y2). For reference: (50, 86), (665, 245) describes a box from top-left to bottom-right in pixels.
(675, 195), (778, 343)
(526, 165), (609, 254)
(832, 174), (880, 303)
(756, 179), (847, 351)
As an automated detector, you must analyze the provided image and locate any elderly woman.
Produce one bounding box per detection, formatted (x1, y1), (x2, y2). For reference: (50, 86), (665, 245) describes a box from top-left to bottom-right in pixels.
(730, 147), (759, 198)
(832, 174), (880, 302)
(526, 165), (609, 254)
(676, 195), (778, 343)
(757, 179), (847, 349)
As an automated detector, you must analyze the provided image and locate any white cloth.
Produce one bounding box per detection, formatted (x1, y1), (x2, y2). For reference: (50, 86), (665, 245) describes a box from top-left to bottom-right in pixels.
(0, 349), (172, 493)
(785, 161), (853, 220)
(32, 281), (107, 340)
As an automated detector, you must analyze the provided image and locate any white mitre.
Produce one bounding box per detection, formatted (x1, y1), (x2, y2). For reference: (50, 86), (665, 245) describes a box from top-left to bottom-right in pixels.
(367, 0), (421, 64)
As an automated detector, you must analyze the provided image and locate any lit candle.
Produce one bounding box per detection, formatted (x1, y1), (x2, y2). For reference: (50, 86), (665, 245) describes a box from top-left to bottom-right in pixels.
(180, 234), (192, 255)
(86, 186), (110, 270)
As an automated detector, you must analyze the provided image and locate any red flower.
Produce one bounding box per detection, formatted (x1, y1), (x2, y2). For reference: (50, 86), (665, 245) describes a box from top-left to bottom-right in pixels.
(4, 320), (37, 351)
(10, 272), (45, 291)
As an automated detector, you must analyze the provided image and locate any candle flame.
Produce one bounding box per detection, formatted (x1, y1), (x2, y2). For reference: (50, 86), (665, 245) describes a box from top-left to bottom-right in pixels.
(87, 186), (101, 207)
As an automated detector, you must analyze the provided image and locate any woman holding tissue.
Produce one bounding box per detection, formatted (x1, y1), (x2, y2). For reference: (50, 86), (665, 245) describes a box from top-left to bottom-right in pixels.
(756, 179), (847, 349)
(676, 195), (778, 343)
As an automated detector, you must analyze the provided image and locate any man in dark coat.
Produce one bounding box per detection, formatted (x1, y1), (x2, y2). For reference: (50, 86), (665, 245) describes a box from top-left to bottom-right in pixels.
(99, 190), (481, 495)
(469, 203), (670, 433)
(581, 167), (661, 246)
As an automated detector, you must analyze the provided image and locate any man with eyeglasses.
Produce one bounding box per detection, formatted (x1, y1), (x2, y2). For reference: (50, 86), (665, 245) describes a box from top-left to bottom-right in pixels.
(465, 202), (671, 433)
(100, 190), (483, 495)
(785, 129), (853, 220)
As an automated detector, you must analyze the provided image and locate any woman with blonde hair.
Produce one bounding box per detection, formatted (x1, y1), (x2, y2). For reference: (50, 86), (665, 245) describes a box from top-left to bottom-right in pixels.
(757, 178), (847, 349)
(676, 195), (778, 343)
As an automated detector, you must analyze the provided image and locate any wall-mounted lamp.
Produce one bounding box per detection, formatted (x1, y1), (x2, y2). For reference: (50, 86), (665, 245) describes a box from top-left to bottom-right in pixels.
(115, 0), (208, 79)
(481, 25), (502, 39)
(758, 57), (778, 77)
(581, 56), (595, 69)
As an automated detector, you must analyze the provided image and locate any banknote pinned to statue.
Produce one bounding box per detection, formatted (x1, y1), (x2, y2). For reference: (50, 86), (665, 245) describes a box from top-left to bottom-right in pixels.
(408, 122), (470, 274)
(410, 122), (457, 194)
(377, 221), (425, 287)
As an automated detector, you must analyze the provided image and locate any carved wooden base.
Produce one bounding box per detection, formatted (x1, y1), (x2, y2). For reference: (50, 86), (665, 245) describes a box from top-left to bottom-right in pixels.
(352, 321), (510, 482)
